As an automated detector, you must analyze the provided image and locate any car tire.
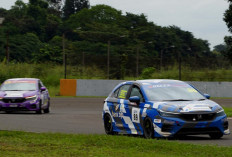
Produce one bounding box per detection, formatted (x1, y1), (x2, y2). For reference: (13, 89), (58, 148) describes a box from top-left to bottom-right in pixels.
(209, 132), (223, 139)
(104, 114), (116, 135)
(36, 102), (42, 114)
(43, 100), (50, 113)
(143, 117), (154, 139)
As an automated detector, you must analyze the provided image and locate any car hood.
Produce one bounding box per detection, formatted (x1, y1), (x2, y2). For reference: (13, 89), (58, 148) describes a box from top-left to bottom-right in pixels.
(152, 99), (222, 113)
(0, 91), (37, 98)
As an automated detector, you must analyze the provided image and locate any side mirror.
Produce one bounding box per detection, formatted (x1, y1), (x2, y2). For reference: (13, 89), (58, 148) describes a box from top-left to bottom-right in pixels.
(129, 96), (140, 104)
(204, 93), (210, 99)
(41, 87), (46, 92)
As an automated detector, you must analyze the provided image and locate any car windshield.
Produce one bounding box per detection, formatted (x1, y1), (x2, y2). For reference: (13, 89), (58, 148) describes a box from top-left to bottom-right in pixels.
(142, 82), (206, 101)
(0, 80), (37, 91)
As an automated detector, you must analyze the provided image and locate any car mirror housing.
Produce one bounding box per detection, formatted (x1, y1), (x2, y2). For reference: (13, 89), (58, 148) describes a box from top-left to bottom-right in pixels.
(41, 87), (46, 91)
(204, 93), (210, 99)
(129, 96), (140, 104)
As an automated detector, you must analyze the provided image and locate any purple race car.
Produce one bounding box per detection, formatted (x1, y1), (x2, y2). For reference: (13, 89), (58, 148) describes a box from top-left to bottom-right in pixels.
(0, 78), (50, 114)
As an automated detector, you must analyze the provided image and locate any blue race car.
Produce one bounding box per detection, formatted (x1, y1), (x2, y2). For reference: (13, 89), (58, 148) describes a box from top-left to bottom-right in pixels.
(102, 79), (230, 139)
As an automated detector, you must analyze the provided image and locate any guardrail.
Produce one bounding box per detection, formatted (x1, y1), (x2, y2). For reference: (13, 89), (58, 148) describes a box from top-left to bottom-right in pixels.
(60, 79), (232, 97)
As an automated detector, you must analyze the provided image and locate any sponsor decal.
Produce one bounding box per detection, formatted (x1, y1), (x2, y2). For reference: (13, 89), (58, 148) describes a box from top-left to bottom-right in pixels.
(4, 80), (36, 84)
(187, 88), (197, 93)
(181, 104), (211, 112)
(112, 111), (123, 118)
(115, 104), (120, 111)
(154, 119), (161, 123)
(120, 101), (126, 113)
(118, 90), (127, 99)
(150, 84), (171, 88)
(5, 91), (23, 97)
(142, 108), (147, 117)
(142, 83), (151, 85)
(153, 102), (167, 109)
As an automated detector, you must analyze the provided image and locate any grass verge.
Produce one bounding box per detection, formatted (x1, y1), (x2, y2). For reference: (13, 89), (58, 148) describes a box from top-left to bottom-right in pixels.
(224, 107), (232, 117)
(0, 131), (232, 157)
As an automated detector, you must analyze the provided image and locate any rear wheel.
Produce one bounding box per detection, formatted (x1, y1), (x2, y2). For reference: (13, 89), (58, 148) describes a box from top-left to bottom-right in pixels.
(209, 132), (223, 139)
(143, 117), (154, 139)
(104, 114), (116, 135)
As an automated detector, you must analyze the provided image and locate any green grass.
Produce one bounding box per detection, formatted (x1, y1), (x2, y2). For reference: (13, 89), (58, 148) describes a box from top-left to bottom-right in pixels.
(0, 131), (232, 157)
(212, 97), (232, 99)
(224, 107), (232, 117)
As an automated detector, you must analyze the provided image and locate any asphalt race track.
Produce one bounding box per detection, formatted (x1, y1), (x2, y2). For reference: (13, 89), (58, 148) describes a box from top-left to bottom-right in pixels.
(0, 97), (232, 146)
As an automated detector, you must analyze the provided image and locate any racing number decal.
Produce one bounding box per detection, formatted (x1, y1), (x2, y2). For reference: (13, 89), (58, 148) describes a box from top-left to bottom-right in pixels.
(132, 108), (140, 123)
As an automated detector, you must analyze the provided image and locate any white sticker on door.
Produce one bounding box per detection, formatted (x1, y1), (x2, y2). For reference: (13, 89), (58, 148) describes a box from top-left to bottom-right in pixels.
(132, 108), (140, 123)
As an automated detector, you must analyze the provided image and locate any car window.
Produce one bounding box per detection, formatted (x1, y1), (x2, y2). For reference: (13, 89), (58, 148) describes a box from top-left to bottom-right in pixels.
(38, 81), (44, 89)
(38, 82), (41, 89)
(143, 82), (206, 101)
(130, 86), (144, 102)
(0, 81), (37, 91)
(40, 80), (45, 87)
(113, 88), (120, 98)
(117, 84), (130, 99)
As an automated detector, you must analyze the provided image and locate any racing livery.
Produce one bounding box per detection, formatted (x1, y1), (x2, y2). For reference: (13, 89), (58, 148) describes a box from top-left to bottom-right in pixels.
(102, 79), (230, 139)
(0, 78), (50, 114)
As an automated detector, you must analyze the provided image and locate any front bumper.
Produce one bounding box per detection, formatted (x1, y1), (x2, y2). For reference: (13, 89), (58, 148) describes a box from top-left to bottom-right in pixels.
(0, 100), (40, 111)
(153, 115), (230, 137)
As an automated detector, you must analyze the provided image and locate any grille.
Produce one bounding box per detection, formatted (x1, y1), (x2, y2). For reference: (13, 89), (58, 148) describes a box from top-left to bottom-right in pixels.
(162, 124), (174, 132)
(2, 98), (26, 103)
(179, 113), (216, 121)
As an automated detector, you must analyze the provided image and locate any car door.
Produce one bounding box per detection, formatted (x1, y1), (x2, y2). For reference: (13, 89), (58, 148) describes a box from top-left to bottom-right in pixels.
(106, 83), (131, 133)
(125, 84), (146, 135)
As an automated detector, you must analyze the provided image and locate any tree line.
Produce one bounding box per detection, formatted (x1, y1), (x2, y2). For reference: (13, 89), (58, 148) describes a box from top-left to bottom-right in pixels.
(0, 0), (230, 79)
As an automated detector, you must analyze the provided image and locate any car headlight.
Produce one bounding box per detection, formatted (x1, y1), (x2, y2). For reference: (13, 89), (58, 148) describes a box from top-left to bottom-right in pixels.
(158, 110), (180, 118)
(25, 95), (37, 101)
(216, 108), (226, 117)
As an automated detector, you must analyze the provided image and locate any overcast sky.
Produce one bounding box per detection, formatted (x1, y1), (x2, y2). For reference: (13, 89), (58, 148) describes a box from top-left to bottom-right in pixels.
(0, 0), (230, 49)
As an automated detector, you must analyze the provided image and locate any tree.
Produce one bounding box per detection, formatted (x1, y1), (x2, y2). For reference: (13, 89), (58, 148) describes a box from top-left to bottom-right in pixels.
(63, 0), (89, 19)
(67, 4), (127, 42)
(224, 0), (232, 63)
(7, 33), (42, 62)
(45, 0), (63, 17)
(46, 0), (62, 11)
(224, 0), (232, 33)
(45, 14), (62, 41)
(213, 44), (227, 52)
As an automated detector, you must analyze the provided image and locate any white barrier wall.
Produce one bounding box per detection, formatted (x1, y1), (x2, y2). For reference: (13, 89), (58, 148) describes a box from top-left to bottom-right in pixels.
(75, 79), (232, 97)
(76, 79), (125, 96)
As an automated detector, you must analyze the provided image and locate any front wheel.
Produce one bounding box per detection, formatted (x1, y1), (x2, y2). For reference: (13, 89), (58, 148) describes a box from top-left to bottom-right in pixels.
(43, 100), (50, 113)
(36, 102), (42, 114)
(143, 117), (154, 139)
(104, 114), (116, 135)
